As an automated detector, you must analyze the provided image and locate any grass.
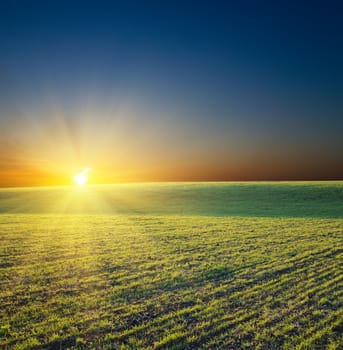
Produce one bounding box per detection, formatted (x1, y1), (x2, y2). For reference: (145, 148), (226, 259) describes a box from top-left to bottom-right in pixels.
(0, 182), (342, 349)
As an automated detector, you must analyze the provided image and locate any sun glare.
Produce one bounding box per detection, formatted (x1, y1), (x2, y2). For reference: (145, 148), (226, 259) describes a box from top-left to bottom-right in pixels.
(73, 168), (91, 186)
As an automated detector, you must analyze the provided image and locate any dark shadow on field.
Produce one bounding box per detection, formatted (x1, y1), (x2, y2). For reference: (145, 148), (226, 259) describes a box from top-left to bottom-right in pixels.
(0, 182), (342, 218)
(108, 266), (234, 304)
(30, 336), (77, 350)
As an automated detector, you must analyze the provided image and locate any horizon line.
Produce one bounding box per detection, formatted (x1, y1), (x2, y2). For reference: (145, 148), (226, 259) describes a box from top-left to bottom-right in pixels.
(1, 179), (342, 190)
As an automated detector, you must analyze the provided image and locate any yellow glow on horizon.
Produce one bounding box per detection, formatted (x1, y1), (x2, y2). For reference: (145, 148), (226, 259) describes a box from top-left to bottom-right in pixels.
(73, 168), (91, 186)
(0, 102), (258, 188)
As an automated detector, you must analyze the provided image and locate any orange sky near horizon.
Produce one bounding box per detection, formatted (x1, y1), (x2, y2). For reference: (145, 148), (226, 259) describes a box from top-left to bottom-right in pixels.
(0, 104), (342, 188)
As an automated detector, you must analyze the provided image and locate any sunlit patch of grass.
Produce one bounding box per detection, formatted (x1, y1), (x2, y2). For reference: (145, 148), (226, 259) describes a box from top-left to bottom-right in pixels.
(1, 182), (343, 348)
(0, 212), (342, 349)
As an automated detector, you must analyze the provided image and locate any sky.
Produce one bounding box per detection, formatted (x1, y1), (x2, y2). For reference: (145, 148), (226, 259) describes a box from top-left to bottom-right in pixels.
(0, 0), (342, 186)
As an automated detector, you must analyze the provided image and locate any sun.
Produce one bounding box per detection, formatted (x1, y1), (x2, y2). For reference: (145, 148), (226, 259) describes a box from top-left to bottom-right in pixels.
(73, 168), (91, 186)
(74, 172), (87, 186)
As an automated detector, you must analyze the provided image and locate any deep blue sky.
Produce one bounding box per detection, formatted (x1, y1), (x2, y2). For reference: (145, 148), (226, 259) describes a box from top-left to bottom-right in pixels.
(0, 0), (342, 184)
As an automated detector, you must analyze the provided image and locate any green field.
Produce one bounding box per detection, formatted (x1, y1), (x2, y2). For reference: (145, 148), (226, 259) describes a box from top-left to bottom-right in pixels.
(1, 182), (342, 349)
